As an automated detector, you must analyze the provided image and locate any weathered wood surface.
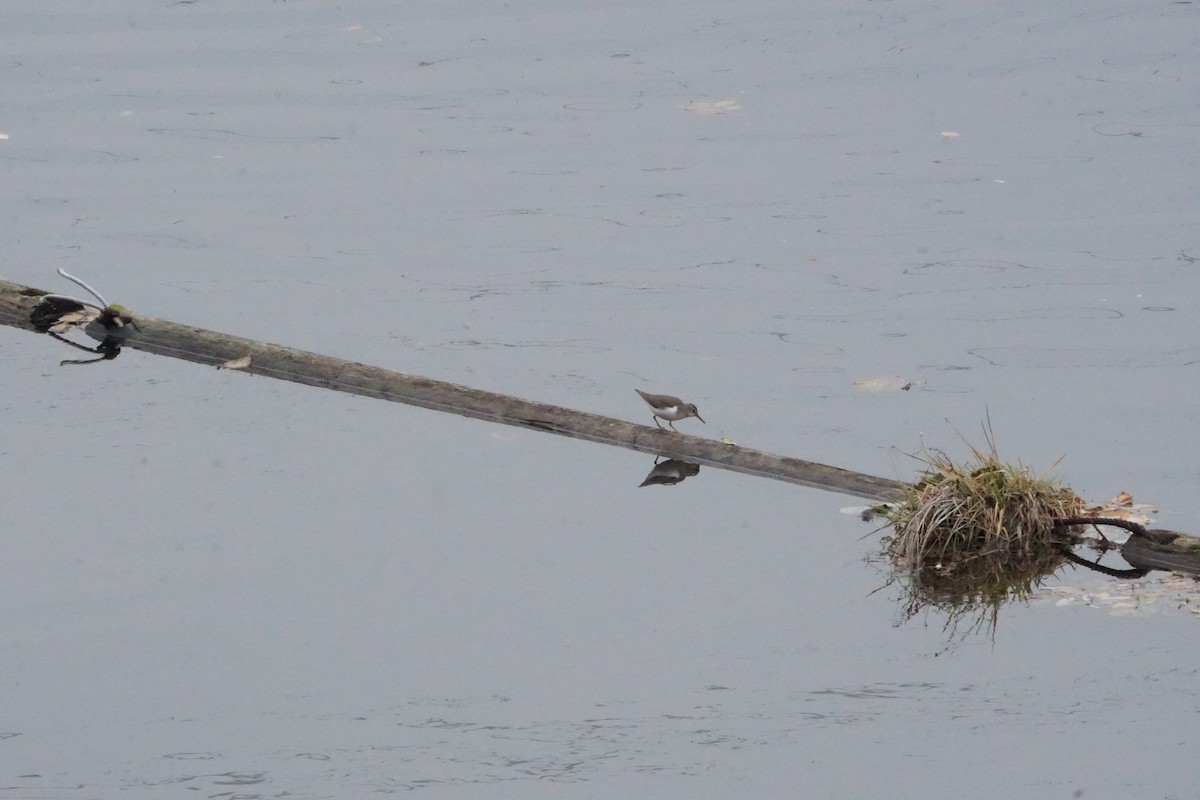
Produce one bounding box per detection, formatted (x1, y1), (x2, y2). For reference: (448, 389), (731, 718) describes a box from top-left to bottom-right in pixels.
(1121, 530), (1200, 576)
(1055, 517), (1200, 577)
(1, 277), (908, 501)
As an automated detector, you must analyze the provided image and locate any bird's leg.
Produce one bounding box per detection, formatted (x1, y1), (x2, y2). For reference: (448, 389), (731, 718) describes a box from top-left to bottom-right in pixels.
(653, 417), (666, 430)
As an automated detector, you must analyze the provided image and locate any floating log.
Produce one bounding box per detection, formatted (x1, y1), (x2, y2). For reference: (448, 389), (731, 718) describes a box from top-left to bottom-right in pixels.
(1, 277), (907, 501)
(1121, 530), (1200, 576)
(1054, 517), (1200, 577)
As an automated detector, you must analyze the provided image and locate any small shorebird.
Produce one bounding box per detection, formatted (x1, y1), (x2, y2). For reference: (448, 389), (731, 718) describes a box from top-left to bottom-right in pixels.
(635, 389), (705, 432)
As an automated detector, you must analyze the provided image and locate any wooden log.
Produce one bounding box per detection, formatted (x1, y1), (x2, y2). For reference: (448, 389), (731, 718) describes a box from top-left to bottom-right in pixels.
(1, 277), (908, 501)
(1121, 530), (1200, 576)
(1055, 517), (1200, 577)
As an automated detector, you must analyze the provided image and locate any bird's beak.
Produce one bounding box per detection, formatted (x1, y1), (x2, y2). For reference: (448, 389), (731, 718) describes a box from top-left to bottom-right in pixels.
(695, 413), (706, 423)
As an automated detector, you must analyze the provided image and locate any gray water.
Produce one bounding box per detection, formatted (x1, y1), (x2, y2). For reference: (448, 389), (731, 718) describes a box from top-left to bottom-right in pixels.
(2, 2), (1198, 798)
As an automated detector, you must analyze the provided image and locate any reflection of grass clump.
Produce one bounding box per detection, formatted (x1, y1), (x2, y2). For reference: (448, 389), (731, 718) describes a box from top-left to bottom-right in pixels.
(879, 439), (1084, 633)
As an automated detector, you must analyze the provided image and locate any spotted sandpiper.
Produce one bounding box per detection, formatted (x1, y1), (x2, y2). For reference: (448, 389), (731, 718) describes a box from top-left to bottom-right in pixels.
(635, 389), (705, 432)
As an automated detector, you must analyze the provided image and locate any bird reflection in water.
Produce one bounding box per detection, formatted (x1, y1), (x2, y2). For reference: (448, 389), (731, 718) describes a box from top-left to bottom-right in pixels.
(638, 457), (701, 487)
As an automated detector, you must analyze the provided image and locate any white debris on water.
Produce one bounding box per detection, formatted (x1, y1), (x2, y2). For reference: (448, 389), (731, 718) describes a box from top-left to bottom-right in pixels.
(1033, 577), (1200, 617)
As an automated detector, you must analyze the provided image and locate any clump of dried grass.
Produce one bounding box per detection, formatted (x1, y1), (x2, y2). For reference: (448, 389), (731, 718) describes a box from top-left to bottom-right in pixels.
(880, 437), (1084, 602)
(887, 449), (1081, 564)
(874, 438), (1085, 642)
